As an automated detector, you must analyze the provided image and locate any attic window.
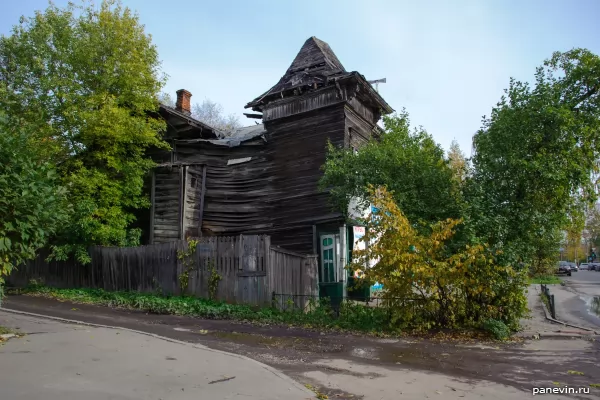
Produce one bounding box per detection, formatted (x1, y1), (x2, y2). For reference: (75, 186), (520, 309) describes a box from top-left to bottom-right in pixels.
(227, 157), (252, 166)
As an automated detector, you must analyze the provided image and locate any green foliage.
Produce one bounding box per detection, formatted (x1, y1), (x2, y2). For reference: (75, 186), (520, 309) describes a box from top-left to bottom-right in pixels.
(469, 48), (600, 270)
(481, 319), (511, 341)
(528, 275), (561, 285)
(0, 125), (68, 300)
(0, 0), (168, 263)
(319, 110), (462, 228)
(207, 260), (222, 301)
(176, 240), (222, 299)
(350, 186), (528, 331)
(177, 239), (198, 295)
(24, 285), (397, 334)
(0, 326), (15, 335)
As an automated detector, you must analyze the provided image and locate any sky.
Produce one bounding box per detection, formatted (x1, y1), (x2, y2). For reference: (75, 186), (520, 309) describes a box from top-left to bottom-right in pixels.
(2, 0), (599, 155)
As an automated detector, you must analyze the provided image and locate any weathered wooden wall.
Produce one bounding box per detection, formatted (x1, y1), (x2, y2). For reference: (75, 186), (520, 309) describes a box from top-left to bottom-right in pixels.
(269, 246), (319, 311)
(166, 134), (274, 237)
(262, 105), (347, 253)
(148, 77), (382, 257)
(152, 166), (182, 243)
(7, 236), (318, 307)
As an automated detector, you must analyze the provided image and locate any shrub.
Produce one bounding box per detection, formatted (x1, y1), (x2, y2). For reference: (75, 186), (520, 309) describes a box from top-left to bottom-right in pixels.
(482, 319), (511, 340)
(350, 186), (528, 331)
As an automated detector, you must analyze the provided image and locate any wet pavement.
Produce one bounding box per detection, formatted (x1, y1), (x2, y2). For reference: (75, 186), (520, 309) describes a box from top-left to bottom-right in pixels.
(558, 271), (600, 328)
(2, 295), (600, 399)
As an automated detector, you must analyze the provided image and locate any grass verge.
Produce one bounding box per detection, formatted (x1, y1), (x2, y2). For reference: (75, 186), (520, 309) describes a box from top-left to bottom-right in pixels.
(13, 285), (512, 341)
(18, 285), (395, 334)
(528, 275), (561, 284)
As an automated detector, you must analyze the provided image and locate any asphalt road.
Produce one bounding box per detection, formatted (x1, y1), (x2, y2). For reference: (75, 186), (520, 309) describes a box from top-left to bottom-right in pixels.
(0, 311), (313, 400)
(558, 270), (600, 329)
(3, 295), (600, 400)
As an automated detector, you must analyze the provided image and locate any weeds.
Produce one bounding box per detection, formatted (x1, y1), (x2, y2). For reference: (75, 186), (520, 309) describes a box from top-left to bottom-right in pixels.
(19, 283), (512, 339)
(0, 326), (14, 335)
(21, 284), (397, 334)
(528, 275), (561, 285)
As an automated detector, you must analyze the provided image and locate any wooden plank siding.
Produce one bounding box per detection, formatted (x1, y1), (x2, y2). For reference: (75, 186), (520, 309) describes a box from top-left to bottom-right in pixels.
(149, 101), (378, 253)
(152, 166), (182, 243)
(260, 105), (346, 252)
(8, 236), (318, 308)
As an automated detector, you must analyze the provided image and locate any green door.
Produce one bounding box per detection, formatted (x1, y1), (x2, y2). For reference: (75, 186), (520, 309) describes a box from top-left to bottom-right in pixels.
(320, 234), (336, 283)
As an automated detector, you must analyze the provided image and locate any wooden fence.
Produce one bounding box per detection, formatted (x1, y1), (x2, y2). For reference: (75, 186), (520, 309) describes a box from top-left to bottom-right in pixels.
(7, 235), (318, 308)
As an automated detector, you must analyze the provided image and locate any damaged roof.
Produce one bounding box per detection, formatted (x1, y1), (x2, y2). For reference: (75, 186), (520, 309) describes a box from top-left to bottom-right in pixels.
(245, 37), (351, 110)
(174, 124), (266, 147)
(245, 36), (393, 115)
(159, 103), (224, 138)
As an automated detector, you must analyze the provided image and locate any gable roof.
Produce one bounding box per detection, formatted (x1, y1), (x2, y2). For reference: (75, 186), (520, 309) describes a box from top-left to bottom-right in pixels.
(246, 37), (351, 109)
(159, 103), (223, 138)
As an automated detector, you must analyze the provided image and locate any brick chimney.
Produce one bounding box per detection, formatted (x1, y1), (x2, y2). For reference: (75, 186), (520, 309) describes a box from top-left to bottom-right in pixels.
(175, 89), (192, 115)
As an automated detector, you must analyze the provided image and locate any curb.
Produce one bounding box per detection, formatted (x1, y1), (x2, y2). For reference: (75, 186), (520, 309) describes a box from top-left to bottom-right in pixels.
(0, 306), (316, 398)
(535, 287), (599, 336)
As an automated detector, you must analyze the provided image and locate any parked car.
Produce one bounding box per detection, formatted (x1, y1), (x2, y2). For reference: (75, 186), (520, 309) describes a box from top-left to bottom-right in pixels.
(557, 262), (572, 276)
(590, 263), (598, 271)
(580, 263), (589, 270)
(568, 262), (578, 272)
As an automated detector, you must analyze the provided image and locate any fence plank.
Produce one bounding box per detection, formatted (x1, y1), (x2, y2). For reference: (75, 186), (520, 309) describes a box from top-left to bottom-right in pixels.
(8, 236), (318, 309)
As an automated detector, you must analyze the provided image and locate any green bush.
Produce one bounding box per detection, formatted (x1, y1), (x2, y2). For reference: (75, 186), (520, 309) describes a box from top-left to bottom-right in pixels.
(482, 318), (511, 340)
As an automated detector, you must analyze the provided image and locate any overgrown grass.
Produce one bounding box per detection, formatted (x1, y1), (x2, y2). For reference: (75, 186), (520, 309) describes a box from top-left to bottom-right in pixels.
(528, 275), (561, 284)
(17, 284), (515, 340)
(20, 285), (394, 334)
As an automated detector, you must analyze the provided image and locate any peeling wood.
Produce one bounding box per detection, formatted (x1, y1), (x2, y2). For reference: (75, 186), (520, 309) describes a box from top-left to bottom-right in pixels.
(227, 157), (252, 165)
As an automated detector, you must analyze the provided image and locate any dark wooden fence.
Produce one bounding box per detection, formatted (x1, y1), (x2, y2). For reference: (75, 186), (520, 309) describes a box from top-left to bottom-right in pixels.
(7, 235), (318, 307)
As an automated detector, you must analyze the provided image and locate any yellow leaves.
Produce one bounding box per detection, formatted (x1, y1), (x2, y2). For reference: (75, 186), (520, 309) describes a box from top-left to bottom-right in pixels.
(356, 185), (528, 330)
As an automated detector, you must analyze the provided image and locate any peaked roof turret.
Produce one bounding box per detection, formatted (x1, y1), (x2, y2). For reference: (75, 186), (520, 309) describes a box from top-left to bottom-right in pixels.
(245, 37), (351, 110)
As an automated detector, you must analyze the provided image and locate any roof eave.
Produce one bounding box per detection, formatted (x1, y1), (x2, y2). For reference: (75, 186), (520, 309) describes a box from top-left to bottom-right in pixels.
(159, 104), (225, 136)
(347, 73), (394, 115)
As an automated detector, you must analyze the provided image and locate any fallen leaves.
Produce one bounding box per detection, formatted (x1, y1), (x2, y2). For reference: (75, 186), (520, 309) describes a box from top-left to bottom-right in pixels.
(567, 370), (584, 376)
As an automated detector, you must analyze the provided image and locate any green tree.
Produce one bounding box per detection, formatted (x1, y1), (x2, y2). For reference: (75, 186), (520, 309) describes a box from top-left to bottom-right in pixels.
(469, 48), (600, 270)
(0, 124), (68, 298)
(320, 111), (461, 228)
(447, 140), (468, 186)
(0, 0), (168, 263)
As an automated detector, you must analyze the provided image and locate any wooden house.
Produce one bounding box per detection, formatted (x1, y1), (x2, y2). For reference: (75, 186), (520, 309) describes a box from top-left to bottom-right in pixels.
(147, 37), (393, 291)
